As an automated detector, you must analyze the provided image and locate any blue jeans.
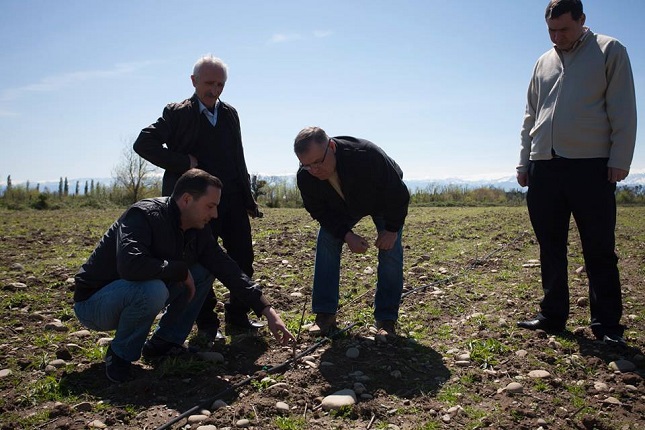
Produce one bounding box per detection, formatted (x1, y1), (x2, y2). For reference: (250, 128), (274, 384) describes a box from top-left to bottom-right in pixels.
(74, 264), (214, 362)
(312, 216), (403, 322)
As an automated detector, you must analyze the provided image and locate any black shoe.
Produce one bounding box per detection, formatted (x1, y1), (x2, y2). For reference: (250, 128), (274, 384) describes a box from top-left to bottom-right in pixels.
(601, 334), (627, 347)
(517, 318), (565, 332)
(141, 336), (195, 360)
(105, 345), (132, 383)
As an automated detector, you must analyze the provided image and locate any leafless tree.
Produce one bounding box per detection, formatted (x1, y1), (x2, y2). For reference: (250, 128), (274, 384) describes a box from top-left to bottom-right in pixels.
(112, 141), (158, 204)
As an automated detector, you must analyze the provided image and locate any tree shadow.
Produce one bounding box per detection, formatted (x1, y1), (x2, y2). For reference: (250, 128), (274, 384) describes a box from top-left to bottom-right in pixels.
(316, 330), (450, 399)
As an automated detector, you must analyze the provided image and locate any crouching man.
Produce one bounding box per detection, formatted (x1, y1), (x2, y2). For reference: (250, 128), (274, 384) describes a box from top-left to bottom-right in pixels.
(73, 168), (294, 382)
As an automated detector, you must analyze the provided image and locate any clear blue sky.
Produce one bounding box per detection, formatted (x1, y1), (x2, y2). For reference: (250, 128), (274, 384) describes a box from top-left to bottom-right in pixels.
(1, 0), (643, 184)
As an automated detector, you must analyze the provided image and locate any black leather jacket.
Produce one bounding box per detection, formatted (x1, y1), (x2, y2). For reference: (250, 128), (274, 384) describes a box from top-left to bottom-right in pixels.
(297, 136), (410, 240)
(133, 95), (257, 212)
(73, 197), (267, 314)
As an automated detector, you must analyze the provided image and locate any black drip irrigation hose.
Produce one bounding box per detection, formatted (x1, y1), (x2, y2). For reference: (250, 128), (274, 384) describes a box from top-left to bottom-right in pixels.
(154, 322), (359, 430)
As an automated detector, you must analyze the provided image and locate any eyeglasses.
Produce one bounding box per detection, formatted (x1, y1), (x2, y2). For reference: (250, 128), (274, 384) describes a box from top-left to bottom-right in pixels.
(299, 141), (330, 171)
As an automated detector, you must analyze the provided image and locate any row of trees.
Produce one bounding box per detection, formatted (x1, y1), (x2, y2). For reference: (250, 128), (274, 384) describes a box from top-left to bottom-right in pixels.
(3, 145), (645, 209)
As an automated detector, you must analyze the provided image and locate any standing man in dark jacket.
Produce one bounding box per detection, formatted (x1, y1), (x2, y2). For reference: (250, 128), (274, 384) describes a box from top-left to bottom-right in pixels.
(294, 126), (410, 339)
(73, 169), (294, 383)
(134, 55), (261, 342)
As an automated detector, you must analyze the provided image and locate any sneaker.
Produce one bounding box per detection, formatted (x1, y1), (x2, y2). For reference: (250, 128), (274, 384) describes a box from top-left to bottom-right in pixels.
(141, 336), (195, 360)
(375, 320), (396, 337)
(602, 334), (627, 347)
(105, 345), (132, 383)
(309, 313), (337, 336)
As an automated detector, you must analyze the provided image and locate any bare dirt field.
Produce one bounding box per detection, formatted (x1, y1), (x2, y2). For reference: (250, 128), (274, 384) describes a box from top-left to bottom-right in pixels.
(0, 206), (643, 429)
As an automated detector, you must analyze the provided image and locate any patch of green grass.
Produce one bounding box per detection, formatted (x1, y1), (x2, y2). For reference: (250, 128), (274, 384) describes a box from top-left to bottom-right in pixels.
(18, 375), (75, 406)
(467, 338), (509, 369)
(329, 404), (354, 419)
(416, 422), (441, 430)
(434, 324), (453, 341)
(566, 385), (587, 409)
(436, 384), (463, 405)
(274, 415), (307, 430)
(533, 379), (549, 392)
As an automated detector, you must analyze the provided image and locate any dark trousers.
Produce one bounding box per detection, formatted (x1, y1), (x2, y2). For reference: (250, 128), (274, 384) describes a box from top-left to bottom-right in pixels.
(196, 191), (255, 330)
(527, 158), (623, 337)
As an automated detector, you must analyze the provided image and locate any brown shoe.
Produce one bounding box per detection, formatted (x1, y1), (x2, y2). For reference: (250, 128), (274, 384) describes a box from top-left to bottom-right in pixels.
(309, 313), (337, 336)
(375, 320), (396, 338)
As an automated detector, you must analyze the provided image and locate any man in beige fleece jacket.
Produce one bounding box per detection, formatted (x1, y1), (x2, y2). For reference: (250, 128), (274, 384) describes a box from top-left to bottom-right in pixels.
(516, 0), (637, 346)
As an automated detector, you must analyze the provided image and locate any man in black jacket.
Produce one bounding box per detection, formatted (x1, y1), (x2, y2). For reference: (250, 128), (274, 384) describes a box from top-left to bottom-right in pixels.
(294, 127), (410, 339)
(74, 169), (294, 383)
(134, 55), (261, 342)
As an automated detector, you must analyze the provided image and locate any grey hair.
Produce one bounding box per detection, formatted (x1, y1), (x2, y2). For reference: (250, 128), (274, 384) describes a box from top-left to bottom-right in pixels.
(193, 55), (228, 80)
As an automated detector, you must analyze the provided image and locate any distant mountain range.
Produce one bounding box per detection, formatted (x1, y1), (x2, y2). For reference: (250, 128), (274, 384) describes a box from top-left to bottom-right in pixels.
(2, 172), (644, 195)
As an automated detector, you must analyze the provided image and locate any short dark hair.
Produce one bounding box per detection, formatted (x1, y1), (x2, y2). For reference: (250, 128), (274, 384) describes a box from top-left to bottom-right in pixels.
(545, 0), (583, 21)
(293, 126), (330, 155)
(171, 168), (223, 200)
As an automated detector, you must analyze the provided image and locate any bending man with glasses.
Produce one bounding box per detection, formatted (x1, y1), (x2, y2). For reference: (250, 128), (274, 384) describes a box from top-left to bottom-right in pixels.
(294, 127), (410, 340)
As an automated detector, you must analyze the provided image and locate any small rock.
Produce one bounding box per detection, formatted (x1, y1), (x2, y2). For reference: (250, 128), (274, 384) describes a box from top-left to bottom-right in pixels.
(321, 389), (357, 411)
(515, 349), (528, 358)
(353, 382), (367, 394)
(236, 418), (251, 427)
(49, 359), (67, 368)
(88, 420), (107, 429)
(0, 369), (12, 378)
(10, 263), (25, 271)
(576, 297), (589, 307)
(505, 382), (523, 394)
(390, 370), (402, 379)
(44, 321), (68, 332)
(575, 266), (586, 274)
(56, 347), (73, 361)
(211, 399), (228, 410)
(97, 338), (113, 346)
(363, 267), (374, 275)
(455, 360), (470, 367)
(69, 330), (92, 338)
(608, 360), (636, 372)
(3, 282), (27, 291)
(603, 396), (622, 405)
(441, 414), (451, 423)
(196, 426), (218, 430)
(275, 401), (289, 412)
(73, 402), (93, 412)
(346, 347), (360, 359)
(188, 415), (209, 423)
(594, 381), (609, 392)
(528, 370), (551, 378)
